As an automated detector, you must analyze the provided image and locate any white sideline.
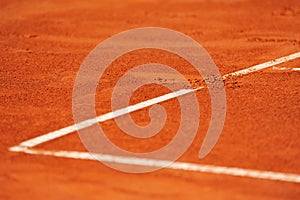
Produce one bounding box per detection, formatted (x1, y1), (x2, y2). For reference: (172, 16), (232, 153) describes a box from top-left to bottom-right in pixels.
(9, 51), (300, 183)
(9, 146), (300, 183)
(18, 87), (202, 148)
(13, 51), (300, 148)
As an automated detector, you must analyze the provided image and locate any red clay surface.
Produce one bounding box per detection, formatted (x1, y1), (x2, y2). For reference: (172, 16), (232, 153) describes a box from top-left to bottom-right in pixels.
(1, 0), (300, 199)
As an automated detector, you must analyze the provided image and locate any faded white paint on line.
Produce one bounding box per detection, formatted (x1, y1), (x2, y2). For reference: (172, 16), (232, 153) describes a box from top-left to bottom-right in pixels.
(15, 52), (300, 148)
(272, 66), (300, 71)
(223, 52), (300, 78)
(9, 146), (300, 183)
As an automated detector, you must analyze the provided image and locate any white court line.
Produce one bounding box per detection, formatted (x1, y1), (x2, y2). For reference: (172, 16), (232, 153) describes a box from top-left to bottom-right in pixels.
(13, 51), (300, 148)
(272, 66), (300, 71)
(17, 87), (203, 148)
(9, 146), (300, 183)
(223, 52), (300, 77)
(9, 51), (300, 183)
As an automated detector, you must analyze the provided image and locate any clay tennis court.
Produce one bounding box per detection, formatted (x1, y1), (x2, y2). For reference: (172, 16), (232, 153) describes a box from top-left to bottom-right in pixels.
(1, 0), (300, 199)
